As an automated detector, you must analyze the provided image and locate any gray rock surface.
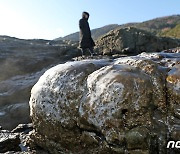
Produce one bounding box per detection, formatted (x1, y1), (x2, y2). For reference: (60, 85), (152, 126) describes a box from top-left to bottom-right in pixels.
(29, 51), (180, 153)
(95, 27), (180, 55)
(0, 36), (81, 130)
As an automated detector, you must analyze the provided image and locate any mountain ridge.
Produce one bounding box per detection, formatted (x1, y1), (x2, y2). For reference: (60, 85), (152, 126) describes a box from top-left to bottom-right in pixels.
(55, 14), (180, 41)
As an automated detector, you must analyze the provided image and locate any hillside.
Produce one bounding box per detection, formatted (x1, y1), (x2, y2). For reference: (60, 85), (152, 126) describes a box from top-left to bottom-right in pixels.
(158, 23), (180, 38)
(55, 15), (180, 41)
(134, 15), (180, 36)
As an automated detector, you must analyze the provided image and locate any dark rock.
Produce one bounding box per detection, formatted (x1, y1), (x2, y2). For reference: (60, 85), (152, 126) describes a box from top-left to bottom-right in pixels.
(12, 123), (33, 133)
(125, 127), (150, 150)
(0, 123), (48, 153)
(95, 27), (180, 55)
(0, 130), (21, 153)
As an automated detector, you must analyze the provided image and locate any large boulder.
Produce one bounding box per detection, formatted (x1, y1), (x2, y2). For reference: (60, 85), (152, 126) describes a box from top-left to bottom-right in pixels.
(95, 27), (180, 55)
(29, 60), (111, 153)
(29, 52), (180, 153)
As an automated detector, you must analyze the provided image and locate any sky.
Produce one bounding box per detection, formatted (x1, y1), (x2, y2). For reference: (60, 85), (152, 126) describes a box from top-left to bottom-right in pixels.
(0, 0), (180, 40)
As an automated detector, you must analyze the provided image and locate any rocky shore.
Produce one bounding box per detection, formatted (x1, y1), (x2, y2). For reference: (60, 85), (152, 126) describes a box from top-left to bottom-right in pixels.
(0, 48), (179, 153)
(0, 29), (179, 153)
(0, 28), (179, 131)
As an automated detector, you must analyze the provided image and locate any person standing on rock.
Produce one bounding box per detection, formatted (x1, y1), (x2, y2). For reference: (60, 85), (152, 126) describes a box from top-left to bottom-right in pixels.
(79, 11), (95, 56)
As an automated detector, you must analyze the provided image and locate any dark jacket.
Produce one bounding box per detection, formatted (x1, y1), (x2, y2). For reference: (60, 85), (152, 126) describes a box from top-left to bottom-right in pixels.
(79, 17), (95, 49)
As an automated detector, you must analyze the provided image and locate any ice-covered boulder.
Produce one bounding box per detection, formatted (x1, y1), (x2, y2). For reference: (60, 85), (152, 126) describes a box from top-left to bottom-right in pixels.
(29, 52), (180, 154)
(29, 60), (112, 153)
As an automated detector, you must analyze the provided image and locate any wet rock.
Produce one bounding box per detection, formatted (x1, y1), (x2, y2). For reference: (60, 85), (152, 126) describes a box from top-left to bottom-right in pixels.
(95, 27), (180, 55)
(12, 123), (33, 133)
(0, 130), (21, 153)
(29, 52), (180, 153)
(0, 123), (47, 153)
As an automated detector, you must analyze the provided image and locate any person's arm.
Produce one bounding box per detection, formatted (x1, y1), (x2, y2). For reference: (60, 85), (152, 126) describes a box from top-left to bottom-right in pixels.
(79, 19), (85, 33)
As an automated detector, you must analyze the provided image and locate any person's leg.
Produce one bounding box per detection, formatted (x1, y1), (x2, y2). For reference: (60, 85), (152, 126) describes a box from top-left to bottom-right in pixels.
(81, 48), (94, 56)
(81, 48), (84, 56)
(81, 48), (86, 56)
(89, 47), (95, 56)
